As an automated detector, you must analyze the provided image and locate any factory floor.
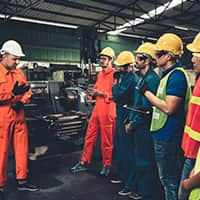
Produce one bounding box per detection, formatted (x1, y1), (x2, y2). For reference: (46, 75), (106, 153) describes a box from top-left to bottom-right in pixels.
(4, 139), (164, 200)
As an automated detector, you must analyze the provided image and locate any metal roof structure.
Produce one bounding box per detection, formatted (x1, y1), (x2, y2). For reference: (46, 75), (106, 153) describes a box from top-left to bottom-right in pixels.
(0, 0), (200, 41)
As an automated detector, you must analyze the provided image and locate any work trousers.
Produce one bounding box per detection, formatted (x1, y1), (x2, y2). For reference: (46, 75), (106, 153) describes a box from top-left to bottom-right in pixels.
(0, 119), (28, 187)
(81, 109), (115, 166)
(154, 140), (180, 200)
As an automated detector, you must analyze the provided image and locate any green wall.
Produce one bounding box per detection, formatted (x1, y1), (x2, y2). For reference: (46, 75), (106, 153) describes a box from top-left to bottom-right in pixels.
(1, 20), (141, 62)
(98, 34), (140, 56)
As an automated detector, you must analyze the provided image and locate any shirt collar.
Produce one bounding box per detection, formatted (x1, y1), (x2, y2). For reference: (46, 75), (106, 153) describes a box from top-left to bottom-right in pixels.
(137, 66), (152, 79)
(0, 63), (9, 75)
(102, 66), (113, 74)
(161, 62), (181, 78)
(0, 63), (17, 75)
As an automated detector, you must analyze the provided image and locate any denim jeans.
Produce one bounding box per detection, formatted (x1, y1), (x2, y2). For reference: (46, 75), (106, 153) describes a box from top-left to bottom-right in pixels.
(178, 158), (195, 200)
(154, 140), (180, 200)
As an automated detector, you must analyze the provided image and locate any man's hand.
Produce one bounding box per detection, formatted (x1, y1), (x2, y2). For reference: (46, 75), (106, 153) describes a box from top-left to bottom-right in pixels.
(12, 81), (30, 96)
(87, 88), (105, 97)
(180, 180), (190, 198)
(11, 101), (24, 113)
(125, 123), (133, 134)
(95, 89), (106, 97)
(189, 168), (195, 178)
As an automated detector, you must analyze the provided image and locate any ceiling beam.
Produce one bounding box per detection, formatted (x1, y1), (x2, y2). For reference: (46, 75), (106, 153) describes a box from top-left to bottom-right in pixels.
(45, 0), (112, 15)
(1, 0), (43, 22)
(92, 0), (139, 27)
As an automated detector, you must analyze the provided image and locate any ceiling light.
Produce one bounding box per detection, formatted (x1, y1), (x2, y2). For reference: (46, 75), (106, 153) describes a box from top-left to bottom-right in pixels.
(174, 25), (189, 31)
(0, 14), (78, 29)
(108, 0), (187, 35)
(109, 32), (157, 41)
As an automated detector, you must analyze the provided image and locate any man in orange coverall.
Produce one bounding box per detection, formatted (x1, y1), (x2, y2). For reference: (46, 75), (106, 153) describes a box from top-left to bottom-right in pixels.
(0, 40), (39, 199)
(71, 47), (116, 176)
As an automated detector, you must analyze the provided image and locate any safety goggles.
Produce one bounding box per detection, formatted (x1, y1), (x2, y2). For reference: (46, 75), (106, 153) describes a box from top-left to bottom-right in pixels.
(155, 50), (169, 58)
(136, 54), (148, 61)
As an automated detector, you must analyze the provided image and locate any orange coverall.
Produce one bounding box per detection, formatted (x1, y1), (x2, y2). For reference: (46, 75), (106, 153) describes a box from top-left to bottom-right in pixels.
(0, 63), (32, 187)
(82, 66), (116, 166)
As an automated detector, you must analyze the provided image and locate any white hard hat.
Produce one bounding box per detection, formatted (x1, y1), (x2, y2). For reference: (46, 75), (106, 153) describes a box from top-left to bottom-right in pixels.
(0, 40), (25, 57)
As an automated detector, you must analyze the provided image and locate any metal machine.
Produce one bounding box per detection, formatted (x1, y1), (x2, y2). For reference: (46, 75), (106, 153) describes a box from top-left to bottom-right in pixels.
(22, 64), (93, 158)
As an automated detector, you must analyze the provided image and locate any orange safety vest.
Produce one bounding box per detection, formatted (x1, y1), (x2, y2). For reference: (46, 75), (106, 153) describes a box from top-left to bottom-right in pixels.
(182, 77), (200, 158)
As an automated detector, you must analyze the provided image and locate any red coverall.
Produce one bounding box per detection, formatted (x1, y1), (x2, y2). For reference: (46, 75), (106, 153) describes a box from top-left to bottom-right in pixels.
(0, 63), (32, 187)
(82, 66), (116, 166)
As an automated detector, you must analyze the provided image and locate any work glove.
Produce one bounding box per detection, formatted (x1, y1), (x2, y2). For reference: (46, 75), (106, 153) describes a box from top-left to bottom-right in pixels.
(139, 81), (149, 95)
(113, 71), (121, 80)
(12, 81), (30, 96)
(11, 101), (24, 113)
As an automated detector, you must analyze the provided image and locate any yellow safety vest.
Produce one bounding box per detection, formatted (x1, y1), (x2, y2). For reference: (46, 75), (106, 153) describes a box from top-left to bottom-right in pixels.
(150, 67), (191, 132)
(189, 149), (200, 200)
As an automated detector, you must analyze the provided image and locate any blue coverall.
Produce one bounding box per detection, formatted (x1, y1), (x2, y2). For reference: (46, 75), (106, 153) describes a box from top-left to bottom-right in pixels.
(112, 71), (138, 182)
(127, 68), (160, 198)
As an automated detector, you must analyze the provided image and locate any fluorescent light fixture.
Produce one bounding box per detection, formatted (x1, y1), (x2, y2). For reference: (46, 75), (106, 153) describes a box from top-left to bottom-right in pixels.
(107, 28), (127, 35)
(108, 0), (187, 35)
(108, 32), (157, 41)
(0, 14), (78, 29)
(97, 29), (106, 33)
(118, 33), (145, 39)
(146, 37), (157, 41)
(174, 25), (189, 31)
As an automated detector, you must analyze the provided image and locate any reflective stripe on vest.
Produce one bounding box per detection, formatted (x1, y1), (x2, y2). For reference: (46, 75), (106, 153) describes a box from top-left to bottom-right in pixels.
(150, 67), (191, 132)
(189, 149), (200, 200)
(190, 96), (200, 106)
(184, 125), (200, 142)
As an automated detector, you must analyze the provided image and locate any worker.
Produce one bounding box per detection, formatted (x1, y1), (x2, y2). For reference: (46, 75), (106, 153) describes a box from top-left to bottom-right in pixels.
(0, 40), (39, 199)
(179, 33), (200, 200)
(70, 47), (116, 176)
(180, 147), (200, 200)
(139, 33), (191, 200)
(111, 51), (138, 187)
(122, 43), (160, 199)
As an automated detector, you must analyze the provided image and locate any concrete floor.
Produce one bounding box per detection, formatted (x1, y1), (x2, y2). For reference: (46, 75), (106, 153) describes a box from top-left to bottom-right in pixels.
(4, 138), (164, 200)
(4, 151), (128, 200)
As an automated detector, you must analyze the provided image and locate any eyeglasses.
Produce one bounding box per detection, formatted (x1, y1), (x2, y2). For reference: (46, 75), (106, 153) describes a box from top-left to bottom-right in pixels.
(99, 56), (108, 61)
(155, 50), (169, 58)
(136, 54), (147, 61)
(119, 64), (130, 68)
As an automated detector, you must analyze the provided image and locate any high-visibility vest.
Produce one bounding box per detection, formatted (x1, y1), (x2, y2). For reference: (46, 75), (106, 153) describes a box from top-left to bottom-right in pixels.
(183, 77), (200, 142)
(189, 149), (200, 200)
(150, 67), (191, 132)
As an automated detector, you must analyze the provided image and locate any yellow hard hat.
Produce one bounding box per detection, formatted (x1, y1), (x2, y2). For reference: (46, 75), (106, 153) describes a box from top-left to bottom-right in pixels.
(187, 33), (200, 53)
(114, 51), (135, 66)
(135, 42), (156, 59)
(192, 53), (200, 58)
(100, 47), (115, 58)
(155, 33), (183, 56)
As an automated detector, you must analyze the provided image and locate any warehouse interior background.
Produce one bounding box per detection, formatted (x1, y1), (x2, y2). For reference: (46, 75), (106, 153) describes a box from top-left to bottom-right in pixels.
(0, 1), (200, 200)
(1, 0), (199, 67)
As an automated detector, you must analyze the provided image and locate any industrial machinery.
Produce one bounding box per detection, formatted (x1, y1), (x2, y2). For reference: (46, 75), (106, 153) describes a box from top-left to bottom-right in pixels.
(22, 64), (93, 159)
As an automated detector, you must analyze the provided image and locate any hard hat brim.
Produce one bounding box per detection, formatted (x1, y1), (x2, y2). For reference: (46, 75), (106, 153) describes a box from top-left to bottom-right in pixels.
(114, 60), (123, 66)
(155, 44), (183, 56)
(192, 53), (200, 58)
(0, 49), (25, 57)
(187, 43), (200, 53)
(13, 52), (25, 57)
(114, 61), (132, 66)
